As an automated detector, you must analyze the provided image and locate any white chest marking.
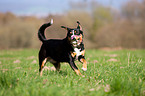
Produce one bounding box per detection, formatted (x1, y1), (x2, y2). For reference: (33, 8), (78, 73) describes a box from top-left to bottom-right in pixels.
(74, 48), (82, 59)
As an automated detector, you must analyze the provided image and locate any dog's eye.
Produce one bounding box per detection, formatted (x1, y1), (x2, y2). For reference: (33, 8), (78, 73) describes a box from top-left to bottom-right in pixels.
(70, 32), (73, 34)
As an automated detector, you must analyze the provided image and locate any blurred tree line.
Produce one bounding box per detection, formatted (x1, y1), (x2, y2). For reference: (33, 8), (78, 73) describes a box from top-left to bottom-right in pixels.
(0, 0), (145, 49)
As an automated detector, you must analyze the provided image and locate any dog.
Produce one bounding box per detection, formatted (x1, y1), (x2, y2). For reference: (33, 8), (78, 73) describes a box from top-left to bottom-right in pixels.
(38, 19), (87, 76)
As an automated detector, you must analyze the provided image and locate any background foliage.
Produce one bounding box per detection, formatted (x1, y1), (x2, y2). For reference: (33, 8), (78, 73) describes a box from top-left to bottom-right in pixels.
(0, 0), (145, 49)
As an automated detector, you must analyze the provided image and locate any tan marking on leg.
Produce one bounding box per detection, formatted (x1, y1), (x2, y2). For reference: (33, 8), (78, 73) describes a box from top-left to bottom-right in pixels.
(40, 68), (45, 76)
(80, 58), (87, 71)
(40, 58), (47, 76)
(71, 52), (76, 58)
(74, 69), (82, 75)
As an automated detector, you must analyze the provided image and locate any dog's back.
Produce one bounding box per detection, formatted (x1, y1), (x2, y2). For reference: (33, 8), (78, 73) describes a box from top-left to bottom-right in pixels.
(40, 38), (73, 62)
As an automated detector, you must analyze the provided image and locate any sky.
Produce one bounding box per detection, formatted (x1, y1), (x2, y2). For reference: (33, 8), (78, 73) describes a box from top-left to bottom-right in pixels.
(0, 0), (127, 17)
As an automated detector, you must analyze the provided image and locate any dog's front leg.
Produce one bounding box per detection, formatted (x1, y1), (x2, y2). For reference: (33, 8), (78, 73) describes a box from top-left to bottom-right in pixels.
(78, 56), (87, 71)
(68, 54), (82, 75)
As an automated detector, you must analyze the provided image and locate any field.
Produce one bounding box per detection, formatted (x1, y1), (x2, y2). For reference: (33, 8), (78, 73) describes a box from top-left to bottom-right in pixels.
(0, 49), (145, 96)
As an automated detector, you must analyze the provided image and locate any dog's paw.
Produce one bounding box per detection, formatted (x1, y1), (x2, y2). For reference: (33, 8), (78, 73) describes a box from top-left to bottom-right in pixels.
(82, 67), (87, 71)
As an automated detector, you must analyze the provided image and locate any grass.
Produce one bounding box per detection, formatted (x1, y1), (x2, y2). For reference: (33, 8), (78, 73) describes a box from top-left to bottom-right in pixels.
(0, 49), (145, 96)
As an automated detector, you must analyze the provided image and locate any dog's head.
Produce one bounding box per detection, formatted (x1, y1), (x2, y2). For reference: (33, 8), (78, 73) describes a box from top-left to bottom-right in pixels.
(61, 21), (84, 47)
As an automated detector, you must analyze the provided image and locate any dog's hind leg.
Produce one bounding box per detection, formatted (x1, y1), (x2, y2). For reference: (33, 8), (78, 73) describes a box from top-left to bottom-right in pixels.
(52, 62), (61, 71)
(39, 46), (47, 76)
(39, 58), (47, 76)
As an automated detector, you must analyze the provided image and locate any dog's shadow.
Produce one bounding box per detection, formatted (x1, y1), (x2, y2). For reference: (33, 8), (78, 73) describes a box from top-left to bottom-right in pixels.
(43, 70), (68, 76)
(43, 66), (68, 76)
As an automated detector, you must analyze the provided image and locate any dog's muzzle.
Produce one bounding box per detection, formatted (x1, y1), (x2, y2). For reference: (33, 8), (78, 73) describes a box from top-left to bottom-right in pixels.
(71, 35), (81, 47)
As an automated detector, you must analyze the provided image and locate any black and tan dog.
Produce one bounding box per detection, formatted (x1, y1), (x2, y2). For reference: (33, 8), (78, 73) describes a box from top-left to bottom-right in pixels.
(38, 19), (87, 76)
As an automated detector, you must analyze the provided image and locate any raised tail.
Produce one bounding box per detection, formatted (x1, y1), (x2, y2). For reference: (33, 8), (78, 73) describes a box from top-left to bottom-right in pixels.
(38, 19), (53, 42)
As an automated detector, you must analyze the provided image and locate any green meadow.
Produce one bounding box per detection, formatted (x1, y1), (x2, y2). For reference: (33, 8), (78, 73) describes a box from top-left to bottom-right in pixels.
(0, 49), (144, 96)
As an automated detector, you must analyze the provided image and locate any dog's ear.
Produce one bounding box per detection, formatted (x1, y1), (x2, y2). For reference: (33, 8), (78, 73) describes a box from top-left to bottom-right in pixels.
(61, 26), (70, 30)
(61, 26), (67, 29)
(77, 21), (82, 30)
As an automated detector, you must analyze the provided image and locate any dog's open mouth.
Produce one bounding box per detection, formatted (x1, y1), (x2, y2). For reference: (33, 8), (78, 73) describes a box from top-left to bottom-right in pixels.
(72, 40), (80, 47)
(72, 41), (77, 46)
(70, 34), (82, 47)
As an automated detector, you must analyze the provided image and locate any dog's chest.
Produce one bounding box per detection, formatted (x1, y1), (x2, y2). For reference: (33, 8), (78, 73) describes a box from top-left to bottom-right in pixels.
(74, 48), (81, 56)
(72, 48), (82, 60)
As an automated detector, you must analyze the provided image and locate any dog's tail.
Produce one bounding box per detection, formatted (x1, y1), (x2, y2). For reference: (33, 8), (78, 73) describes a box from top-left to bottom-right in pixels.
(38, 19), (53, 42)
